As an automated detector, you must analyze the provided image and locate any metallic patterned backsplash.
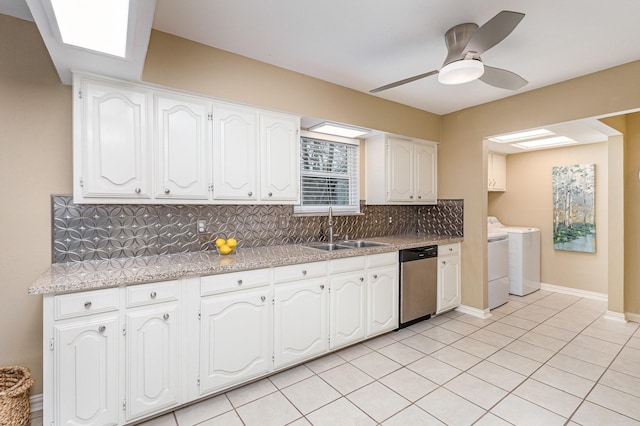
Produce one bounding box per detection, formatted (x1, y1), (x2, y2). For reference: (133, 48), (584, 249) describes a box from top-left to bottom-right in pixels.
(52, 195), (463, 263)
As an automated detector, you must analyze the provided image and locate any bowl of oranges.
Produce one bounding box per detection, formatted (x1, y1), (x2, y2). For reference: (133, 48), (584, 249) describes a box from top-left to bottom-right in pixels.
(215, 237), (238, 255)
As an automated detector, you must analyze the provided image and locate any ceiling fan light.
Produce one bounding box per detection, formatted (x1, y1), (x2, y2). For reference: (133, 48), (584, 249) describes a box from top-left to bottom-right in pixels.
(438, 60), (485, 85)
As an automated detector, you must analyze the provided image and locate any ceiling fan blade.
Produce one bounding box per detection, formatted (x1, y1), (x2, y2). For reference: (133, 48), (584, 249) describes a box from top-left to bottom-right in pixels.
(480, 65), (528, 90)
(465, 11), (525, 55)
(370, 70), (438, 93)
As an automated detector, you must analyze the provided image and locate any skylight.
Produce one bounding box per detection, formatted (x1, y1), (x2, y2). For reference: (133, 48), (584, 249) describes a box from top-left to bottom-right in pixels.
(489, 129), (554, 143)
(51, 0), (130, 57)
(513, 136), (577, 149)
(308, 122), (370, 138)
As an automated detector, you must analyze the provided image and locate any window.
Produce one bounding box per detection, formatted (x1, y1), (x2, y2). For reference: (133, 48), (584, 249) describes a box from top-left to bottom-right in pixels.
(295, 131), (360, 215)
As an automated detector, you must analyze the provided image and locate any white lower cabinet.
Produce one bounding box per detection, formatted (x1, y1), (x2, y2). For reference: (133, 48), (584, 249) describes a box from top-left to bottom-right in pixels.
(199, 287), (272, 394)
(125, 303), (180, 421)
(437, 243), (462, 314)
(53, 314), (120, 426)
(329, 271), (366, 350)
(273, 278), (328, 369)
(366, 266), (398, 337)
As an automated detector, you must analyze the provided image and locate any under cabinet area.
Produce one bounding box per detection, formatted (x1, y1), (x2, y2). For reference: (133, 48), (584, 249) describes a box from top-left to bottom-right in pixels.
(43, 252), (399, 425)
(73, 74), (300, 205)
(365, 134), (438, 205)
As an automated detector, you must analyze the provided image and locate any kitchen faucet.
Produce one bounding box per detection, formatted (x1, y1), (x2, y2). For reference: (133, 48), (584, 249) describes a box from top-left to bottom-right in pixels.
(328, 206), (334, 245)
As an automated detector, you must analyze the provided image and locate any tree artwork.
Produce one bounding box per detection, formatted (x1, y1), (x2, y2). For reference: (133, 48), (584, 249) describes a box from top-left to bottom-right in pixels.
(552, 163), (595, 253)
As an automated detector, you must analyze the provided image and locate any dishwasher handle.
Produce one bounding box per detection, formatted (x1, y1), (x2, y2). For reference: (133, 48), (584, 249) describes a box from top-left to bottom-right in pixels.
(399, 245), (438, 262)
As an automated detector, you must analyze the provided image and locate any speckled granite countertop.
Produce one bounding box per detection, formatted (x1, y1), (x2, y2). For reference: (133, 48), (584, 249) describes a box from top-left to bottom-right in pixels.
(29, 234), (463, 295)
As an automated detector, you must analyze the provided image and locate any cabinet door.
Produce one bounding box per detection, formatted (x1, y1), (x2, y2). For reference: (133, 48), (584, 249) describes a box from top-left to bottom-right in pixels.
(126, 304), (179, 421)
(437, 255), (461, 314)
(414, 143), (437, 203)
(366, 266), (398, 337)
(489, 152), (507, 192)
(212, 104), (258, 201)
(329, 272), (366, 350)
(273, 279), (328, 369)
(81, 79), (150, 199)
(54, 315), (119, 426)
(260, 113), (300, 203)
(155, 94), (211, 200)
(200, 288), (271, 394)
(387, 138), (414, 202)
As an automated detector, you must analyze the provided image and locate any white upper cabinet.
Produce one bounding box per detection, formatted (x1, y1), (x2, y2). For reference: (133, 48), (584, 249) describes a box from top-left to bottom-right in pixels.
(212, 104), (258, 201)
(75, 76), (151, 201)
(488, 152), (507, 192)
(73, 74), (300, 205)
(154, 93), (212, 200)
(259, 113), (300, 203)
(365, 134), (438, 205)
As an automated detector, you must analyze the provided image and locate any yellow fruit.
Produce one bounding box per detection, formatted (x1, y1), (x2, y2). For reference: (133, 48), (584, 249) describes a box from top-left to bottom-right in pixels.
(218, 244), (232, 255)
(226, 238), (238, 248)
(215, 238), (226, 247)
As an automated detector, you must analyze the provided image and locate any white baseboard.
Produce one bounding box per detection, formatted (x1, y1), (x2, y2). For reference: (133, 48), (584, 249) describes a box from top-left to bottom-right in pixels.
(31, 393), (42, 412)
(540, 282), (608, 301)
(456, 304), (492, 319)
(603, 310), (627, 323)
(626, 312), (640, 323)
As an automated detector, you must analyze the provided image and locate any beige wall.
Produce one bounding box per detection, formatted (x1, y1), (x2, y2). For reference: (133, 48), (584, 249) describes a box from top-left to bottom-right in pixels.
(488, 143), (609, 294)
(0, 15), (73, 394)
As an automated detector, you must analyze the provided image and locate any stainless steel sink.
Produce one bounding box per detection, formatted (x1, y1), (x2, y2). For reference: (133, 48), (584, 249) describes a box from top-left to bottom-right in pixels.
(304, 243), (353, 251)
(304, 240), (388, 251)
(338, 240), (388, 248)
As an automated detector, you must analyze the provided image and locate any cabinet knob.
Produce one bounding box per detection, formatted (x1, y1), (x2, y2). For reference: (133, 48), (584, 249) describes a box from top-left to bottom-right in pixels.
(410, 195), (414, 199)
(135, 188), (141, 194)
(98, 325), (106, 333)
(449, 248), (453, 252)
(150, 291), (157, 299)
(442, 261), (446, 265)
(302, 270), (307, 276)
(320, 284), (325, 290)
(261, 296), (266, 302)
(373, 274), (378, 279)
(84, 301), (92, 309)
(359, 277), (364, 282)
(237, 279), (243, 285)
(418, 196), (422, 199)
(268, 192), (273, 197)
(163, 313), (170, 321)
(248, 191), (253, 196)
(164, 188), (170, 194)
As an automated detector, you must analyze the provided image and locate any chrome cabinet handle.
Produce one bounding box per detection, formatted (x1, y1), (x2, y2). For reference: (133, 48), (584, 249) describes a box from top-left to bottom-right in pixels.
(449, 247), (453, 252)
(359, 277), (364, 282)
(320, 284), (325, 290)
(135, 188), (141, 194)
(248, 192), (253, 196)
(410, 195), (414, 199)
(302, 270), (307, 276)
(164, 188), (170, 194)
(84, 301), (92, 309)
(373, 274), (378, 279)
(163, 313), (169, 321)
(261, 296), (266, 302)
(237, 280), (243, 285)
(98, 325), (106, 333)
(268, 192), (273, 197)
(150, 291), (157, 299)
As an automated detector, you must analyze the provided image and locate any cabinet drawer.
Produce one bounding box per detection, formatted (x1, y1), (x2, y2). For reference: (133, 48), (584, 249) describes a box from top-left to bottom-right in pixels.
(329, 256), (366, 274)
(438, 243), (460, 257)
(54, 288), (119, 320)
(273, 261), (327, 284)
(201, 269), (271, 296)
(126, 280), (179, 308)
(366, 252), (398, 268)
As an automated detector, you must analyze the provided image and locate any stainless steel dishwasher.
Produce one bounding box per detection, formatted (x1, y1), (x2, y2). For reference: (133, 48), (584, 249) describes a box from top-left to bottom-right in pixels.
(399, 245), (438, 328)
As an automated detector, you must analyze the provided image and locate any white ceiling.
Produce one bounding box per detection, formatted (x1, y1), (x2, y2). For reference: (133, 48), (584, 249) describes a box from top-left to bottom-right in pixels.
(1, 0), (635, 145)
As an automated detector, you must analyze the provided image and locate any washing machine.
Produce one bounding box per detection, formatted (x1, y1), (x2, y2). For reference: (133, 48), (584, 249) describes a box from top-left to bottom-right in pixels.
(487, 229), (509, 309)
(488, 217), (541, 296)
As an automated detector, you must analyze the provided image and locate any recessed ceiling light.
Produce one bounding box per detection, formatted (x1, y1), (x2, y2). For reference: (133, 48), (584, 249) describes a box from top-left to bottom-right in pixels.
(513, 136), (577, 149)
(308, 122), (370, 138)
(50, 0), (130, 57)
(489, 129), (554, 143)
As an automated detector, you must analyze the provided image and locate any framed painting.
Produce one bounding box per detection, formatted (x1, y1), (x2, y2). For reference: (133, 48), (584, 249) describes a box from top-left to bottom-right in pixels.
(552, 163), (595, 253)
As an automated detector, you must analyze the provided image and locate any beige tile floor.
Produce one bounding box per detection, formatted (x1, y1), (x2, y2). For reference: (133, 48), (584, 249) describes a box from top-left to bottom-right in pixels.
(31, 289), (640, 425)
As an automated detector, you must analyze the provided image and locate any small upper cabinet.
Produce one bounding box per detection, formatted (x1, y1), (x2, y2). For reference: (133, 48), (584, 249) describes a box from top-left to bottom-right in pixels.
(365, 134), (437, 205)
(154, 92), (212, 200)
(74, 75), (152, 202)
(259, 113), (300, 203)
(488, 152), (506, 192)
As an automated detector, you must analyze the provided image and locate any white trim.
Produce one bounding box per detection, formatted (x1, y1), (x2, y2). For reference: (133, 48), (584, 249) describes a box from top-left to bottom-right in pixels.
(603, 311), (627, 323)
(30, 393), (43, 413)
(626, 312), (640, 324)
(455, 304), (492, 319)
(540, 282), (607, 301)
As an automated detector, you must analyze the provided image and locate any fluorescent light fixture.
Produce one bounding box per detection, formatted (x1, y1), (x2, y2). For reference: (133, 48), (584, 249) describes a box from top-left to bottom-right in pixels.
(308, 122), (370, 138)
(51, 0), (130, 57)
(489, 129), (554, 143)
(438, 60), (484, 85)
(513, 136), (577, 149)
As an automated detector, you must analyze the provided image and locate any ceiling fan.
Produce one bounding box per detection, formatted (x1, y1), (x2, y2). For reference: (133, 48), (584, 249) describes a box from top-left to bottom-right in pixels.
(370, 10), (528, 93)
